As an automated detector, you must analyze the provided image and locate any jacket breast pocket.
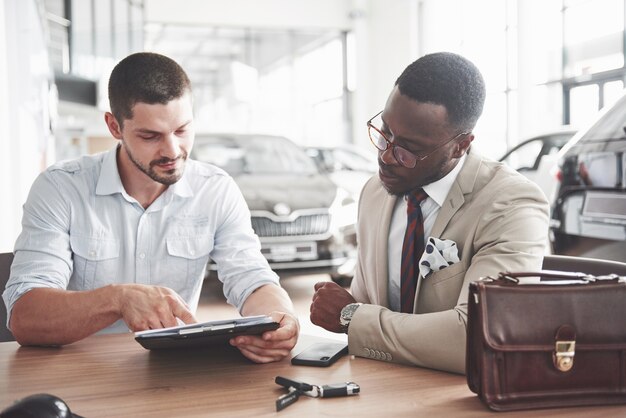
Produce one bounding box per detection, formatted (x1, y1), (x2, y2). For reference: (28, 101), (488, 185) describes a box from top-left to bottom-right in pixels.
(426, 261), (467, 309)
(163, 235), (213, 287)
(70, 235), (120, 290)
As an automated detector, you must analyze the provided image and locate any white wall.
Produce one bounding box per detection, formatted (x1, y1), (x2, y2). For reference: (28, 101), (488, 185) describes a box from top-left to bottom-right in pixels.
(0, 0), (53, 252)
(0, 0), (11, 251)
(516, 0), (565, 140)
(350, 0), (419, 148)
(145, 0), (352, 29)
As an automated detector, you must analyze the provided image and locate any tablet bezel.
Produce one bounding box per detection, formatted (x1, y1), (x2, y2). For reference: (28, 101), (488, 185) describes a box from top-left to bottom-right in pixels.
(134, 315), (279, 350)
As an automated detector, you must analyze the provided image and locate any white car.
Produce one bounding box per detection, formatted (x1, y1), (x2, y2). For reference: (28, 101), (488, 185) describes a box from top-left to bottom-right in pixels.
(499, 127), (577, 200)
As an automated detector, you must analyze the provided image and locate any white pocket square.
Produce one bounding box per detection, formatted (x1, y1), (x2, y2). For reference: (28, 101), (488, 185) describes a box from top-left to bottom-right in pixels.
(419, 237), (460, 278)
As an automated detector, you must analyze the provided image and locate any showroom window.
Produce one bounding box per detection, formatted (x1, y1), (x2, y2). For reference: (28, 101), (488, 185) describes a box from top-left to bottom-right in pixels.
(418, 0), (517, 156)
(418, 0), (626, 155)
(562, 0), (626, 126)
(44, 0), (144, 89)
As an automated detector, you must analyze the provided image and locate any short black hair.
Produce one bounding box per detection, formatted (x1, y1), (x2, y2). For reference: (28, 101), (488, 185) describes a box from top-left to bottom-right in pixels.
(395, 52), (485, 131)
(108, 52), (191, 125)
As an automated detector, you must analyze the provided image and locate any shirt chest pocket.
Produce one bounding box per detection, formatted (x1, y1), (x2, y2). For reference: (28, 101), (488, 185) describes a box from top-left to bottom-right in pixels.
(70, 235), (120, 290)
(161, 235), (214, 287)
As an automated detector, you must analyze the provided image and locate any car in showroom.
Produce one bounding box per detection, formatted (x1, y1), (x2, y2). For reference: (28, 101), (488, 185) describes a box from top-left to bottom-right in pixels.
(549, 92), (626, 262)
(498, 127), (577, 200)
(305, 145), (377, 199)
(191, 133), (357, 284)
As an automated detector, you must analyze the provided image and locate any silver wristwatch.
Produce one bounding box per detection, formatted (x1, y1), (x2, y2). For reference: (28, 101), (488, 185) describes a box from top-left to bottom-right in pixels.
(340, 303), (362, 330)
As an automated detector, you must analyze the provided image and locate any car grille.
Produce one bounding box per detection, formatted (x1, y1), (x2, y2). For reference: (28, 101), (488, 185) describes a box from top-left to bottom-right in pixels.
(251, 214), (330, 237)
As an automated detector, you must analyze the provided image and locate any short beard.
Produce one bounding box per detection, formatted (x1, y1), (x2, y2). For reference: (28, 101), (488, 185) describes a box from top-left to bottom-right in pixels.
(125, 146), (188, 186)
(380, 158), (450, 197)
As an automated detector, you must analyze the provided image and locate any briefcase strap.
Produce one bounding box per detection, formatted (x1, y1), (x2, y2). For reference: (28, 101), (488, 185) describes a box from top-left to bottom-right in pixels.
(486, 270), (625, 285)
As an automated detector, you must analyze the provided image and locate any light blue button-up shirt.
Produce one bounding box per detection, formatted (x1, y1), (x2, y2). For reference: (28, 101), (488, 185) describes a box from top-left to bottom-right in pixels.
(3, 145), (279, 333)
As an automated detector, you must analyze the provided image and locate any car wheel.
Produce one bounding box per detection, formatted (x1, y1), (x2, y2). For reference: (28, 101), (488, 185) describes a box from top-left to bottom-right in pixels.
(330, 274), (353, 287)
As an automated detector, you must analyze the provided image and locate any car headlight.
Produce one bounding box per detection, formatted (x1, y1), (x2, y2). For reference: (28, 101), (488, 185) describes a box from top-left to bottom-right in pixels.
(329, 188), (358, 229)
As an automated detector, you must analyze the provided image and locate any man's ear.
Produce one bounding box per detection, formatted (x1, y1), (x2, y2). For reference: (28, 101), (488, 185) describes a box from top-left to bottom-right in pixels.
(104, 112), (123, 140)
(454, 133), (474, 158)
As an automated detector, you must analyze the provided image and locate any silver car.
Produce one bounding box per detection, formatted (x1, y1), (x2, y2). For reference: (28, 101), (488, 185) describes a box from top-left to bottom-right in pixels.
(192, 133), (357, 284)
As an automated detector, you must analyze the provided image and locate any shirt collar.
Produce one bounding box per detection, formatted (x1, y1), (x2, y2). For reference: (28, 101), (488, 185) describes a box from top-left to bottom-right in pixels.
(168, 164), (194, 198)
(95, 144), (194, 199)
(421, 153), (467, 207)
(96, 145), (125, 196)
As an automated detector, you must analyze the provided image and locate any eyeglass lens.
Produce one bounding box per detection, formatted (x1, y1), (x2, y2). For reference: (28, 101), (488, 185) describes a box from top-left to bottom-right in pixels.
(369, 126), (417, 168)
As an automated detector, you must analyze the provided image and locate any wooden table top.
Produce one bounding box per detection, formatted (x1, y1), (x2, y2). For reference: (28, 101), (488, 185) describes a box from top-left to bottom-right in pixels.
(1, 333), (624, 417)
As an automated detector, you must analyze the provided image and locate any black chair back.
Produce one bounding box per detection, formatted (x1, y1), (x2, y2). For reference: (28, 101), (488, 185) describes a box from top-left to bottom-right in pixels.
(542, 254), (626, 276)
(0, 252), (16, 342)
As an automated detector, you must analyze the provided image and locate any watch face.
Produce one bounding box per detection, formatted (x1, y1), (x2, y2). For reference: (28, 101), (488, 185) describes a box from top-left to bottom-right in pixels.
(345, 304), (358, 316)
(340, 303), (360, 326)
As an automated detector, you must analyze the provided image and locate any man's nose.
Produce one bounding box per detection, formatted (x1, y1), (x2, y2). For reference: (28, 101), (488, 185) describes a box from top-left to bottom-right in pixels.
(379, 145), (399, 166)
(161, 134), (180, 159)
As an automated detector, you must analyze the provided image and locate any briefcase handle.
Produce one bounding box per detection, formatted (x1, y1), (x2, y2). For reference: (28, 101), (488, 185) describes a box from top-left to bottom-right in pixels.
(495, 270), (625, 285)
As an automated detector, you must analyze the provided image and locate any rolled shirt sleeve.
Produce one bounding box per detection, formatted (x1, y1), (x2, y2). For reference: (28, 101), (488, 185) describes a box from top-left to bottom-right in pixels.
(208, 176), (279, 311)
(3, 169), (74, 329)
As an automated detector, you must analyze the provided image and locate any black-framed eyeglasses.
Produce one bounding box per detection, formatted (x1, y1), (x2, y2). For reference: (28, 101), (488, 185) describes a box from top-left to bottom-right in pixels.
(367, 110), (470, 169)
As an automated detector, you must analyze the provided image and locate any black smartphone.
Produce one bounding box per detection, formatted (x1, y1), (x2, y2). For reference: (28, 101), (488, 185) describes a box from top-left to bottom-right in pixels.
(291, 342), (349, 367)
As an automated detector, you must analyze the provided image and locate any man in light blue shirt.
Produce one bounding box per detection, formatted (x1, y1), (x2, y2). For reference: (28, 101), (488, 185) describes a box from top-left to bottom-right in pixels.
(3, 52), (299, 363)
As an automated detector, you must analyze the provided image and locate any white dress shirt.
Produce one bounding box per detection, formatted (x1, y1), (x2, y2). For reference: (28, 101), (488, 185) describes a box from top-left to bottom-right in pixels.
(3, 145), (279, 333)
(387, 154), (466, 311)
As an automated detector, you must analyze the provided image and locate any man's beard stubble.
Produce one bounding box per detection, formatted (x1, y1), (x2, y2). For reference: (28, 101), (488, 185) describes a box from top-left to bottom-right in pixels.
(124, 146), (188, 186)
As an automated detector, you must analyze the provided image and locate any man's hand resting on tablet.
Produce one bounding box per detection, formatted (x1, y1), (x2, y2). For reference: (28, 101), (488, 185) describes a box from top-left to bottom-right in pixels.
(229, 311), (299, 363)
(229, 284), (300, 363)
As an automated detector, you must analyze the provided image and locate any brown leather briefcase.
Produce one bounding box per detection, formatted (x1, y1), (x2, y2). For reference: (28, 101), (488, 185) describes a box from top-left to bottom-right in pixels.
(466, 270), (626, 411)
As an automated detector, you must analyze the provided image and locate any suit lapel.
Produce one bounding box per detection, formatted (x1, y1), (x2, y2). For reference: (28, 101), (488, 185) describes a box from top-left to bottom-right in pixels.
(430, 150), (482, 237)
(430, 183), (464, 238)
(376, 188), (397, 307)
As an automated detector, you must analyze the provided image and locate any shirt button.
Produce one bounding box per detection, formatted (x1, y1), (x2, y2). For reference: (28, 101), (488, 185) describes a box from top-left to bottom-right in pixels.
(190, 249), (195, 256)
(89, 251), (96, 257)
(139, 253), (146, 259)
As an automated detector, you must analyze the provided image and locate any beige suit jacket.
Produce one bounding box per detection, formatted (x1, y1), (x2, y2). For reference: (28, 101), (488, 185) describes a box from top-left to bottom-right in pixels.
(348, 149), (549, 374)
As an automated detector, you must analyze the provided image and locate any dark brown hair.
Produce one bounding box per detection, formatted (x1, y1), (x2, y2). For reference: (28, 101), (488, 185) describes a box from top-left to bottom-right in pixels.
(108, 52), (191, 126)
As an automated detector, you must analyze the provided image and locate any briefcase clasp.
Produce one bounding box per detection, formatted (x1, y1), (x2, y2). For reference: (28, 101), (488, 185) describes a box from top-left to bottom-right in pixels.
(553, 340), (576, 372)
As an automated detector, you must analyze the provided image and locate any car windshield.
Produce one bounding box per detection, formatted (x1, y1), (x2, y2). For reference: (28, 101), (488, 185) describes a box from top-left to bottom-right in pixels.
(193, 135), (319, 175)
(580, 94), (626, 143)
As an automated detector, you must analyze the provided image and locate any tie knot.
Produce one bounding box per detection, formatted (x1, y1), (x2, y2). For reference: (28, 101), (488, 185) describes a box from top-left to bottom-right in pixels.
(407, 188), (428, 209)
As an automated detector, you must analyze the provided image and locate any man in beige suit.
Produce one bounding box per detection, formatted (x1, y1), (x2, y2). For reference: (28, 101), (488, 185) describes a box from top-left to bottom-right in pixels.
(310, 52), (549, 374)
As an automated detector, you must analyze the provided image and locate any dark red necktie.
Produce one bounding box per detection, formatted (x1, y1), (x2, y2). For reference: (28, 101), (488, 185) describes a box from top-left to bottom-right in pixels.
(400, 189), (428, 313)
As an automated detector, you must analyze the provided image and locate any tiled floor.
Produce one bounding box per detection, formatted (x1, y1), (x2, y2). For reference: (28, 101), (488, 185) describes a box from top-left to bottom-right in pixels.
(196, 273), (347, 343)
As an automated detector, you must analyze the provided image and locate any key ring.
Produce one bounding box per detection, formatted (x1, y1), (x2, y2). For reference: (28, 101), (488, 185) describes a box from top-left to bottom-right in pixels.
(275, 376), (360, 411)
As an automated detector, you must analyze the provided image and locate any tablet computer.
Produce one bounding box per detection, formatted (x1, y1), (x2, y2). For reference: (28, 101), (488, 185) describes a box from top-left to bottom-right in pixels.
(134, 315), (279, 350)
